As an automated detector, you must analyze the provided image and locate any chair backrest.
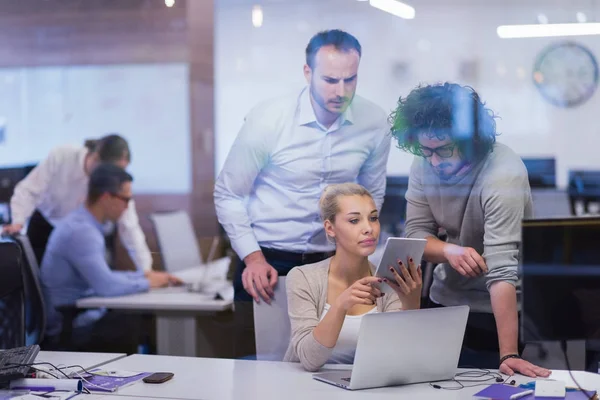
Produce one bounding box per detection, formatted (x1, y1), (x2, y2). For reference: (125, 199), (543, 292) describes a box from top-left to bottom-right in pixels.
(253, 277), (290, 361)
(149, 210), (203, 273)
(0, 239), (25, 349)
(13, 235), (46, 345)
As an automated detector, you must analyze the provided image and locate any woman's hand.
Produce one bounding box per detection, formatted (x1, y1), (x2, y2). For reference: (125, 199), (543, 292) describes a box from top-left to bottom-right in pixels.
(334, 276), (384, 312)
(383, 257), (422, 310)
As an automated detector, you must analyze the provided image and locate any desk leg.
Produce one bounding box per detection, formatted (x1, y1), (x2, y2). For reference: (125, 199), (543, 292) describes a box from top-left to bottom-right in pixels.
(155, 312), (235, 357)
(155, 314), (219, 357)
(156, 315), (196, 356)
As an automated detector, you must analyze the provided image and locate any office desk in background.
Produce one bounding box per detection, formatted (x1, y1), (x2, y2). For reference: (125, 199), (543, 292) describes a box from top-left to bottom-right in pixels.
(36, 351), (126, 371)
(94, 354), (539, 400)
(76, 286), (234, 358)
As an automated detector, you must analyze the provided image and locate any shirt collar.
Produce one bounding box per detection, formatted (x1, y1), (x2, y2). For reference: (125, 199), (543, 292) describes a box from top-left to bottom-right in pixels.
(297, 87), (355, 130)
(79, 206), (105, 233)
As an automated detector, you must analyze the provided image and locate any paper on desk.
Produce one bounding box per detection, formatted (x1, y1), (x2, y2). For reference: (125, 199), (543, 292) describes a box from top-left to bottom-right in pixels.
(89, 370), (142, 378)
(83, 369), (152, 392)
(545, 370), (600, 392)
(173, 257), (231, 283)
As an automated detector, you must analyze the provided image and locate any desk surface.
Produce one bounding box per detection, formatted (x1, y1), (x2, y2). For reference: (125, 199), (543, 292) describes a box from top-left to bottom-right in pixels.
(97, 354), (537, 400)
(76, 287), (232, 312)
(36, 351), (127, 371)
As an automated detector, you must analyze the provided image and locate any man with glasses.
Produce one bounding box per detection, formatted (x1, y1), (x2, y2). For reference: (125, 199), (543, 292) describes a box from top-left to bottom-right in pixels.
(41, 163), (180, 352)
(389, 83), (550, 378)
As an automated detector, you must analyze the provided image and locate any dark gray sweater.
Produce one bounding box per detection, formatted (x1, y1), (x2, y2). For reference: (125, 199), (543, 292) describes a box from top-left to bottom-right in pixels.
(404, 143), (532, 313)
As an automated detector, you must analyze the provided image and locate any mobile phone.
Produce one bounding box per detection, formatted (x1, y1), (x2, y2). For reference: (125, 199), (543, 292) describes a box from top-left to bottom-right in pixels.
(143, 372), (174, 384)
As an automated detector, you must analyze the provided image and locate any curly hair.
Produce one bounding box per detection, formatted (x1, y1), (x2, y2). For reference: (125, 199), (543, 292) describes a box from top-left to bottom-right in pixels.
(389, 83), (499, 163)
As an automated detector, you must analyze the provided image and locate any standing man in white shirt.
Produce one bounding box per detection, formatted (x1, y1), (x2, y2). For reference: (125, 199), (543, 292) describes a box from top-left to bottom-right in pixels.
(3, 134), (152, 272)
(214, 29), (391, 357)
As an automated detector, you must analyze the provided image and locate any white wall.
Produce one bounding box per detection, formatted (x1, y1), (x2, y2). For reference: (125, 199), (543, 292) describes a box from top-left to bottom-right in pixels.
(215, 0), (600, 188)
(0, 63), (191, 194)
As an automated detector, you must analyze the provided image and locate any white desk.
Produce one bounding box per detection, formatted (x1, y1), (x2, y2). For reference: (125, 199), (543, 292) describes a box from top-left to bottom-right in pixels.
(36, 351), (126, 371)
(82, 397), (145, 400)
(76, 287), (233, 357)
(96, 354), (537, 400)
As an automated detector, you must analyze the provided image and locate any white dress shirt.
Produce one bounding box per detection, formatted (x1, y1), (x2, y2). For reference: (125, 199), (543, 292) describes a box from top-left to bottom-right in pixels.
(214, 87), (391, 260)
(10, 145), (152, 271)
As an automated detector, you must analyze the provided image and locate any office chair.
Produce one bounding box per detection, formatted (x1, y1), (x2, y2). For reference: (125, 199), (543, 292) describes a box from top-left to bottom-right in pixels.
(12, 235), (46, 345)
(253, 278), (290, 361)
(0, 240), (26, 349)
(149, 210), (203, 272)
(568, 170), (600, 216)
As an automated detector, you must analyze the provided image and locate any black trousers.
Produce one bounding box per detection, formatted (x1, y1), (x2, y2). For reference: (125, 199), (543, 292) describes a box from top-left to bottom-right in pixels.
(26, 210), (54, 266)
(232, 248), (332, 358)
(424, 298), (524, 369)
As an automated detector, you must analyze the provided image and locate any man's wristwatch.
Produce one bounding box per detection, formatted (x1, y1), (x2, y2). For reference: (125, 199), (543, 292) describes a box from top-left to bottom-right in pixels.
(499, 354), (521, 366)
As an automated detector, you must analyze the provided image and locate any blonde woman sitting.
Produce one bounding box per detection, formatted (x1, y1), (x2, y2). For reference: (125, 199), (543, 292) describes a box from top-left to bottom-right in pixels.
(283, 183), (422, 371)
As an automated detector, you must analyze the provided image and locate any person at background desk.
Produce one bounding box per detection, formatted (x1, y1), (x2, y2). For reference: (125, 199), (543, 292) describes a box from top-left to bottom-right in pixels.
(41, 163), (180, 353)
(284, 183), (422, 371)
(214, 29), (391, 357)
(390, 82), (550, 378)
(3, 134), (152, 271)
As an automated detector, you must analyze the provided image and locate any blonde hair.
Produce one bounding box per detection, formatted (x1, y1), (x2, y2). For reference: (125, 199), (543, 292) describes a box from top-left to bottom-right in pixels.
(319, 183), (373, 224)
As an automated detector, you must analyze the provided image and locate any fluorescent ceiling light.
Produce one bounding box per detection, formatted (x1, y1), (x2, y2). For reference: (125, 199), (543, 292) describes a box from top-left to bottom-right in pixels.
(252, 5), (263, 28)
(369, 0), (415, 19)
(497, 22), (600, 39)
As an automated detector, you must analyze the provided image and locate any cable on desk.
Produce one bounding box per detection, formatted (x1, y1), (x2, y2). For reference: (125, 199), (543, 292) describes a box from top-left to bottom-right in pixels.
(429, 368), (512, 390)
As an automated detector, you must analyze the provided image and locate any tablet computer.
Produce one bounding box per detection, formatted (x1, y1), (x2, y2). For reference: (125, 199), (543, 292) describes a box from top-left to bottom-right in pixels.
(374, 237), (427, 294)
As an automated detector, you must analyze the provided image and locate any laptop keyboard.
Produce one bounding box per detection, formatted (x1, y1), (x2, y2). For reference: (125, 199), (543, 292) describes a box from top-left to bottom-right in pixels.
(341, 377), (351, 382)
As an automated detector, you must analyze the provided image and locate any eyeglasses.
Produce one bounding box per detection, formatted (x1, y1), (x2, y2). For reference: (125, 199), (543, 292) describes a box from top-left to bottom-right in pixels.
(417, 144), (456, 159)
(111, 193), (132, 204)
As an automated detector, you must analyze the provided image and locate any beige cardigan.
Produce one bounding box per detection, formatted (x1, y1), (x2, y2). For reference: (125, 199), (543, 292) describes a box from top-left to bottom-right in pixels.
(283, 257), (403, 371)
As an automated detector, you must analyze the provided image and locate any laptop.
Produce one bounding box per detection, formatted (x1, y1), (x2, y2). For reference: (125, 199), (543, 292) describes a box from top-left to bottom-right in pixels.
(312, 305), (469, 390)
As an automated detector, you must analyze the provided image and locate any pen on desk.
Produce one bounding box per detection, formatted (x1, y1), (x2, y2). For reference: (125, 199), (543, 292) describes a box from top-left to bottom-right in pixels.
(509, 389), (534, 400)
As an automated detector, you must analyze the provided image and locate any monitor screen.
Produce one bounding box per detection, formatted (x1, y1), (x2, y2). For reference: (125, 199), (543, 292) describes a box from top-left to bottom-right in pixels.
(522, 158), (556, 189)
(0, 164), (36, 204)
(521, 217), (600, 342)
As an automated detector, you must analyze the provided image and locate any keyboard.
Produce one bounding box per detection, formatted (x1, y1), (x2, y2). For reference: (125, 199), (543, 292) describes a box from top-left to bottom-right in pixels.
(0, 345), (40, 384)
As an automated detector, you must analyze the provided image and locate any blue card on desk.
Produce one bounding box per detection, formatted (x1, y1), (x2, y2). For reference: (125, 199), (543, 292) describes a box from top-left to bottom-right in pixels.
(474, 383), (596, 399)
(474, 384), (531, 399)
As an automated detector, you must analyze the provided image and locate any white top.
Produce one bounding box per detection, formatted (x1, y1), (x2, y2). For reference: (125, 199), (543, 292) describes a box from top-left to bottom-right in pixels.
(214, 87), (391, 260)
(321, 303), (377, 364)
(10, 145), (152, 271)
(92, 354), (537, 400)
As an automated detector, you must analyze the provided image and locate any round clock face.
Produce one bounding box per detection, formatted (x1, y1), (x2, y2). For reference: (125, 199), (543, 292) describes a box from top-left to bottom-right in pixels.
(533, 42), (599, 108)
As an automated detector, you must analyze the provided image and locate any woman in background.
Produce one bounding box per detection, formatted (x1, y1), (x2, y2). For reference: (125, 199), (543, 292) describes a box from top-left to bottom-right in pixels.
(3, 134), (152, 271)
(284, 183), (422, 371)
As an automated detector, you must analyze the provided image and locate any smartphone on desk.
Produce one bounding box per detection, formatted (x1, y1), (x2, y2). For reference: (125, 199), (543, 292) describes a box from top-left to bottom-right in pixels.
(143, 372), (174, 384)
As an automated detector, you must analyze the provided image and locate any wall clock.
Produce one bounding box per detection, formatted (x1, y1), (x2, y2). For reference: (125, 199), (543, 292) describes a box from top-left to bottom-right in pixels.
(533, 42), (599, 108)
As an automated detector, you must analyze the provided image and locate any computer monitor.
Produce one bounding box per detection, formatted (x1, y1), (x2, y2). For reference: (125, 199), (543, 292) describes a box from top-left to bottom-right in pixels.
(379, 176), (409, 236)
(522, 158), (556, 189)
(0, 164), (36, 203)
(521, 216), (600, 342)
